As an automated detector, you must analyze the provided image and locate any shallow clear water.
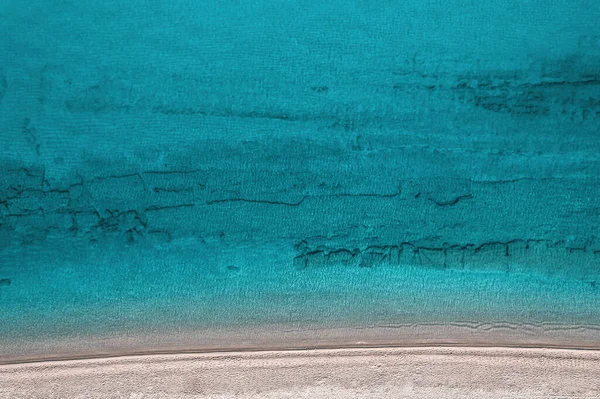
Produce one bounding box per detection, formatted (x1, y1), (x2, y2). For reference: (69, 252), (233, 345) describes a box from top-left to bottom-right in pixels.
(1, 1), (600, 359)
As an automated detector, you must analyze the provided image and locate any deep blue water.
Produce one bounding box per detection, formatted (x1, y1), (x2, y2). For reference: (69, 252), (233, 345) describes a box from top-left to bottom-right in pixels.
(1, 1), (600, 359)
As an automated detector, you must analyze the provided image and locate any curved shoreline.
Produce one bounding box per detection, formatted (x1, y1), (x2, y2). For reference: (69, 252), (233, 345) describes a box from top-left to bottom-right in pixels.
(3, 341), (600, 366)
(4, 320), (600, 365)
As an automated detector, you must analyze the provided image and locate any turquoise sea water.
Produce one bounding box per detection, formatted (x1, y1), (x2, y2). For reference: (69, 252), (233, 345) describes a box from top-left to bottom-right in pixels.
(1, 1), (600, 359)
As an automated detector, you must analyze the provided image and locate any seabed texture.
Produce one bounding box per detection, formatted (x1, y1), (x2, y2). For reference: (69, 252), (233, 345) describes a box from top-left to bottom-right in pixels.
(1, 0), (600, 397)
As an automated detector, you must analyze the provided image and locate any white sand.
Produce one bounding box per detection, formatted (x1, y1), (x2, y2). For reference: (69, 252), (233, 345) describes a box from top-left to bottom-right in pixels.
(2, 346), (600, 398)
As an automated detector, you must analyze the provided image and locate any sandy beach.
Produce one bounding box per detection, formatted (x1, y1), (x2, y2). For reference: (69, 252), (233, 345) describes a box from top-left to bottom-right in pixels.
(2, 346), (600, 398)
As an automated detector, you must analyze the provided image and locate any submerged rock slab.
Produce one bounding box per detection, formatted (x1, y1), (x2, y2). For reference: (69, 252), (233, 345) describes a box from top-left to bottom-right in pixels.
(0, 0), (599, 357)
